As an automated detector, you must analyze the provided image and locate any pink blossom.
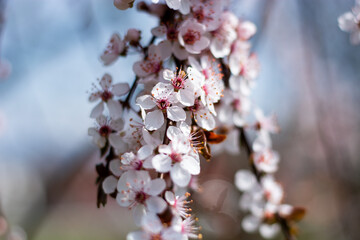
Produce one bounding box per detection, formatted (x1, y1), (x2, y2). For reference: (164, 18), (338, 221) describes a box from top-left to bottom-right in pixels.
(178, 19), (210, 54)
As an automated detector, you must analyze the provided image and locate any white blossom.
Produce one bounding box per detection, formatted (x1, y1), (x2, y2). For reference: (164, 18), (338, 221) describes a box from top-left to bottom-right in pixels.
(89, 73), (130, 119)
(116, 171), (167, 225)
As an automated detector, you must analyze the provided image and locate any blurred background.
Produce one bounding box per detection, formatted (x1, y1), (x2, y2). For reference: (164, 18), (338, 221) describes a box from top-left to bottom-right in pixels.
(0, 0), (359, 239)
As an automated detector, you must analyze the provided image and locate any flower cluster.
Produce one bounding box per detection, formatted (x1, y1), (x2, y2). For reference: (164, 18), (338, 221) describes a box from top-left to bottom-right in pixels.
(338, 0), (360, 45)
(88, 1), (304, 239)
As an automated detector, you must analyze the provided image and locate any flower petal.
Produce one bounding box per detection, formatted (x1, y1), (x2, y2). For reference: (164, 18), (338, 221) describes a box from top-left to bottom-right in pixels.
(100, 73), (112, 90)
(166, 126), (183, 142)
(146, 178), (166, 196)
(102, 176), (118, 194)
(141, 212), (162, 234)
(167, 106), (186, 122)
(109, 159), (122, 176)
(90, 102), (104, 119)
(138, 145), (154, 160)
(163, 69), (175, 81)
(145, 110), (164, 131)
(170, 163), (191, 187)
(133, 204), (146, 226)
(112, 82), (130, 96)
(235, 170), (256, 191)
(109, 133), (127, 152)
(146, 196), (167, 213)
(180, 155), (200, 175)
(136, 95), (156, 110)
(107, 99), (123, 119)
(126, 231), (146, 240)
(152, 154), (172, 173)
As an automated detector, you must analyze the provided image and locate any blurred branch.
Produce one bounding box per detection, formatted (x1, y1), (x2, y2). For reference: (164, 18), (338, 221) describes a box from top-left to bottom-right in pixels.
(238, 127), (296, 240)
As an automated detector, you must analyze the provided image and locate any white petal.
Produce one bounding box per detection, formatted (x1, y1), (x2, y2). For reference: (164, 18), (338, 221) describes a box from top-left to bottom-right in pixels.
(259, 224), (280, 239)
(163, 69), (175, 81)
(167, 106), (186, 122)
(146, 178), (166, 196)
(252, 132), (271, 152)
(193, 36), (210, 53)
(100, 73), (112, 90)
(195, 110), (215, 131)
(180, 155), (200, 175)
(242, 215), (261, 233)
(126, 231), (146, 240)
(133, 61), (149, 77)
(141, 212), (163, 234)
(158, 144), (172, 155)
(166, 126), (183, 142)
(165, 191), (175, 205)
(158, 40), (172, 60)
(188, 57), (202, 72)
(109, 159), (122, 176)
(142, 128), (161, 147)
(179, 121), (190, 135)
(136, 95), (156, 110)
(145, 110), (164, 131)
(165, 0), (181, 10)
(110, 118), (124, 131)
(117, 171), (129, 192)
(350, 31), (360, 45)
(146, 196), (167, 213)
(170, 163), (191, 187)
(229, 75), (241, 91)
(102, 176), (118, 194)
(151, 82), (174, 99)
(116, 192), (131, 207)
(235, 170), (256, 191)
(109, 133), (127, 152)
(179, 88), (195, 106)
(151, 25), (167, 37)
(143, 158), (153, 169)
(152, 154), (172, 173)
(96, 114), (107, 126)
(88, 127), (98, 137)
(338, 12), (357, 32)
(172, 41), (188, 60)
(138, 145), (153, 160)
(133, 204), (147, 226)
(107, 99), (123, 119)
(112, 82), (130, 96)
(90, 102), (104, 118)
(179, 0), (190, 14)
(162, 228), (183, 240)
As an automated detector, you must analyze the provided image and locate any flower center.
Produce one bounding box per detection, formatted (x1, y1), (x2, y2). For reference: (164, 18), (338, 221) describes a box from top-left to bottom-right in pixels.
(202, 84), (209, 95)
(101, 91), (113, 102)
(189, 99), (200, 112)
(194, 8), (205, 22)
(170, 152), (182, 162)
(156, 99), (170, 110)
(183, 29), (201, 45)
(172, 77), (185, 90)
(167, 27), (178, 41)
(133, 160), (143, 170)
(135, 191), (148, 204)
(99, 125), (111, 137)
(233, 99), (242, 111)
(264, 190), (272, 201)
(142, 60), (162, 74)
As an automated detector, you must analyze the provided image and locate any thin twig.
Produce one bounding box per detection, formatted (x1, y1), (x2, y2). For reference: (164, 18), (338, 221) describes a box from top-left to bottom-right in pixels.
(122, 35), (156, 109)
(238, 127), (296, 240)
